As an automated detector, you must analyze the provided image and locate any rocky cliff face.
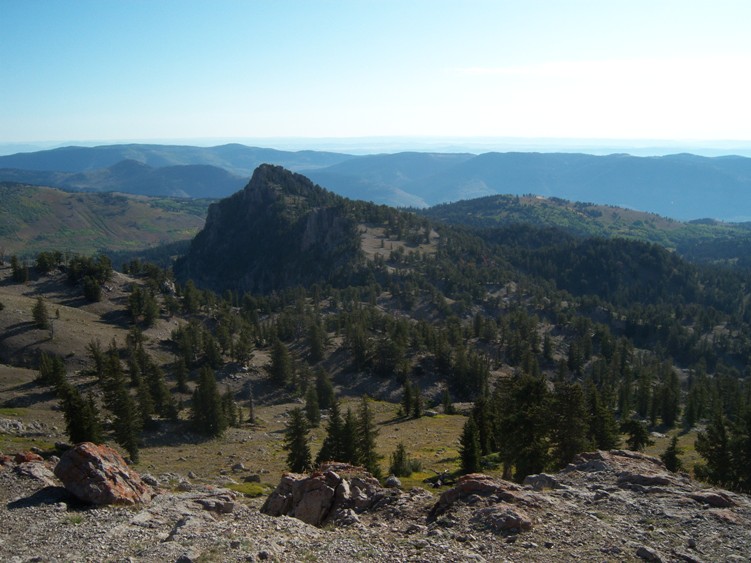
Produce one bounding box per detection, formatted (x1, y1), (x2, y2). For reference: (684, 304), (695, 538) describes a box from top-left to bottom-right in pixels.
(3, 448), (750, 562)
(174, 164), (364, 293)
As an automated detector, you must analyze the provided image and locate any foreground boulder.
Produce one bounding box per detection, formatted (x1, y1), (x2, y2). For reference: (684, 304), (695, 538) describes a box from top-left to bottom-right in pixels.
(53, 442), (153, 505)
(261, 462), (384, 526)
(428, 473), (533, 529)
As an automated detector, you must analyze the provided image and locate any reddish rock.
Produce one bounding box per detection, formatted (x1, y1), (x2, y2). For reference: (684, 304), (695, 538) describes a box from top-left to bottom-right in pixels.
(53, 442), (153, 505)
(0, 454), (14, 466)
(14, 451), (43, 464)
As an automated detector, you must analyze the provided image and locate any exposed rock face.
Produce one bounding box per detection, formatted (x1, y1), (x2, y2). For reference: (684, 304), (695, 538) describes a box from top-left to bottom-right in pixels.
(53, 442), (153, 505)
(174, 165), (363, 294)
(261, 462), (384, 526)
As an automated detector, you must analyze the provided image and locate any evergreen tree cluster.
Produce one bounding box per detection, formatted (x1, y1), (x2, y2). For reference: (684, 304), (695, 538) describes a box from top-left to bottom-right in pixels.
(284, 396), (383, 478)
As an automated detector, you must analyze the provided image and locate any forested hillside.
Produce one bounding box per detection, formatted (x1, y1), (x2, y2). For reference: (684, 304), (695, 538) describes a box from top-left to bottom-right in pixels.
(3, 165), (750, 496)
(0, 182), (208, 256)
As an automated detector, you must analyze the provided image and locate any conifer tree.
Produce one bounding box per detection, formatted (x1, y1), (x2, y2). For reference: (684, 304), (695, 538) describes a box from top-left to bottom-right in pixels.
(102, 346), (141, 462)
(661, 435), (684, 472)
(442, 387), (456, 414)
(621, 419), (654, 451)
(472, 395), (493, 456)
(586, 382), (621, 450)
(222, 387), (238, 427)
(174, 356), (189, 393)
(356, 396), (381, 478)
(191, 366), (227, 437)
(412, 384), (424, 419)
(308, 321), (326, 363)
(316, 399), (345, 465)
(459, 416), (481, 473)
(315, 368), (335, 410)
(341, 407), (358, 464)
(305, 384), (321, 427)
(38, 353), (66, 388)
(33, 296), (50, 330)
(401, 379), (413, 417)
(284, 407), (311, 473)
(269, 338), (293, 386)
(57, 382), (102, 444)
(389, 442), (413, 477)
(695, 411), (732, 486)
(551, 382), (592, 468)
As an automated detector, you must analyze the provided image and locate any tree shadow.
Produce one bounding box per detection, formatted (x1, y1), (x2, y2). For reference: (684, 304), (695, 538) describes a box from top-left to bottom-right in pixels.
(98, 309), (131, 328)
(2, 388), (57, 408)
(7, 486), (71, 509)
(0, 321), (36, 342)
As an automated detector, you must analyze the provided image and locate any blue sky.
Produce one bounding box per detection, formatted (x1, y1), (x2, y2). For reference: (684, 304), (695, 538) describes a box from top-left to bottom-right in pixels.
(2, 0), (751, 146)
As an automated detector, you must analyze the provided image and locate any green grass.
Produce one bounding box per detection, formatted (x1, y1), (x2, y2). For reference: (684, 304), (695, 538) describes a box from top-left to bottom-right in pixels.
(226, 482), (273, 498)
(0, 408), (25, 417)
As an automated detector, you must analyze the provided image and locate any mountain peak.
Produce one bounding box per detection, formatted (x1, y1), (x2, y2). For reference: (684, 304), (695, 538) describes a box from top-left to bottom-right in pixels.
(174, 165), (362, 293)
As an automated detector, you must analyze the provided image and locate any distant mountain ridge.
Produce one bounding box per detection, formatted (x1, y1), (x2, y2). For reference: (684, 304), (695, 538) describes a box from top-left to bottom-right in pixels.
(0, 160), (245, 198)
(0, 143), (354, 176)
(3, 144), (751, 220)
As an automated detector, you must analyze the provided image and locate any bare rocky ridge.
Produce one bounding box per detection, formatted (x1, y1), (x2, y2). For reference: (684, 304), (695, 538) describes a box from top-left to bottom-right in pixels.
(2, 447), (751, 562)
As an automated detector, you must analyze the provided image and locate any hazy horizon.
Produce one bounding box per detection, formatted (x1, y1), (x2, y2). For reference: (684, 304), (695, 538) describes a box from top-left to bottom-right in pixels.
(4, 136), (751, 159)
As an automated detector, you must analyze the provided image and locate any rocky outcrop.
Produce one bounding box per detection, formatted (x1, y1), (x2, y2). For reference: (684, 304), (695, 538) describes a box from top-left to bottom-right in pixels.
(53, 442), (153, 505)
(2, 449), (751, 562)
(174, 165), (363, 294)
(261, 463), (384, 526)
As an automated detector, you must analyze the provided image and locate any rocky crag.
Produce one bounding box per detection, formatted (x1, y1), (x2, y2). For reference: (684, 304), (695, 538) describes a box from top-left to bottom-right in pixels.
(1, 447), (750, 562)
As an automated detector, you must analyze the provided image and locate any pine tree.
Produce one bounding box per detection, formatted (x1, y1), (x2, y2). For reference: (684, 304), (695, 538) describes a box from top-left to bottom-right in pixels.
(284, 407), (311, 473)
(87, 340), (105, 381)
(459, 416), (481, 473)
(356, 396), (381, 478)
(586, 382), (621, 450)
(661, 435), (684, 472)
(57, 382), (102, 444)
(551, 382), (592, 468)
(341, 408), (358, 464)
(315, 368), (335, 410)
(222, 387), (238, 427)
(621, 419), (654, 451)
(32, 297), (50, 330)
(191, 366), (227, 437)
(695, 411), (732, 486)
(658, 365), (681, 428)
(316, 399), (345, 465)
(412, 384), (424, 419)
(472, 395), (493, 456)
(401, 379), (413, 417)
(174, 356), (189, 393)
(389, 442), (413, 477)
(38, 352), (66, 387)
(305, 384), (321, 427)
(308, 321), (325, 363)
(442, 387), (456, 414)
(144, 358), (175, 418)
(101, 347), (141, 462)
(269, 338), (293, 386)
